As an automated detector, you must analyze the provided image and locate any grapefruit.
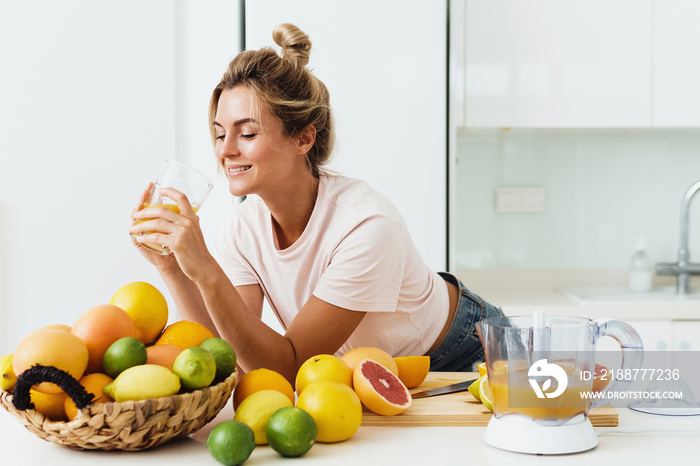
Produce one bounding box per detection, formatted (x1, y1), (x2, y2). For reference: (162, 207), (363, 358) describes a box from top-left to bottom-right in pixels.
(71, 304), (138, 373)
(341, 347), (399, 376)
(296, 380), (362, 443)
(13, 329), (89, 394)
(295, 354), (353, 395)
(146, 344), (183, 371)
(109, 282), (169, 344)
(353, 359), (411, 416)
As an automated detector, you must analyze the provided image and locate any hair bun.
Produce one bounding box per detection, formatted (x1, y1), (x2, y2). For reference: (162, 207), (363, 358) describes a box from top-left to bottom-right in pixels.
(272, 23), (312, 67)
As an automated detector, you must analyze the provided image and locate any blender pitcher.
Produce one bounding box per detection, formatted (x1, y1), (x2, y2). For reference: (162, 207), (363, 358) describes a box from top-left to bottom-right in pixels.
(476, 313), (643, 455)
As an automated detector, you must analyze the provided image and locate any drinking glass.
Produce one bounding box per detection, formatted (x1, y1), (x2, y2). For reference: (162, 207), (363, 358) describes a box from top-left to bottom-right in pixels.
(133, 160), (213, 255)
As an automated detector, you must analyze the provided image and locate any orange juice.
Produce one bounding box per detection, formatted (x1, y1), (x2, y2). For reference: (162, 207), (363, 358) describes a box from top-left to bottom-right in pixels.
(489, 363), (590, 422)
(134, 203), (199, 254)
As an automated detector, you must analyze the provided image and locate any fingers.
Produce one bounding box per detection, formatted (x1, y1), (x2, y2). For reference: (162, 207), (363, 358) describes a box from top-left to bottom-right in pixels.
(131, 182), (154, 220)
(157, 187), (196, 215)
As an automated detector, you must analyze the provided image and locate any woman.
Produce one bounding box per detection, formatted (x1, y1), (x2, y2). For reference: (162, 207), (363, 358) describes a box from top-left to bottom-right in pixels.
(130, 23), (501, 384)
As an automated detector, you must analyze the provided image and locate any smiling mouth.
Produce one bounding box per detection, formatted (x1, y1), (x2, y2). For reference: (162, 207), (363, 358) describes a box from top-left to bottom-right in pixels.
(228, 165), (251, 175)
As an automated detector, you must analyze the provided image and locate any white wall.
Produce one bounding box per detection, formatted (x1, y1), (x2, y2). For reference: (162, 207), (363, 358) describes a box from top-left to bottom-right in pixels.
(245, 0), (448, 272)
(0, 0), (245, 353)
(453, 128), (700, 270)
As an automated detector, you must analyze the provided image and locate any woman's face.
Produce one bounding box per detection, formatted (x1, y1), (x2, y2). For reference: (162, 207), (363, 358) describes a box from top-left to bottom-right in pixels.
(213, 86), (302, 198)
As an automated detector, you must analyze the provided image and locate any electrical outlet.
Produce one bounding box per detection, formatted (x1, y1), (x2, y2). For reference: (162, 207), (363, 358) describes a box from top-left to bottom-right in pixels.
(496, 188), (546, 213)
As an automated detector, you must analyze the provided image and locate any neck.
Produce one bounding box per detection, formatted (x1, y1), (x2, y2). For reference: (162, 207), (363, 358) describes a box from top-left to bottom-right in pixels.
(265, 173), (320, 250)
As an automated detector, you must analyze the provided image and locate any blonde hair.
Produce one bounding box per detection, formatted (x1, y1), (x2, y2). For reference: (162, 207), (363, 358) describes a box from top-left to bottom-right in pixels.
(209, 23), (334, 177)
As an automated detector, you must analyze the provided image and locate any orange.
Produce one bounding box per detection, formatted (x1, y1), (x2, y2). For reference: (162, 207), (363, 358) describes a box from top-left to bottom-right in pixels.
(296, 380), (362, 443)
(393, 355), (430, 388)
(30, 389), (68, 421)
(110, 282), (169, 344)
(341, 347), (399, 376)
(64, 373), (114, 420)
(146, 344), (183, 371)
(353, 359), (411, 416)
(295, 354), (353, 395)
(154, 320), (215, 350)
(71, 304), (138, 374)
(233, 368), (295, 410)
(13, 329), (89, 394)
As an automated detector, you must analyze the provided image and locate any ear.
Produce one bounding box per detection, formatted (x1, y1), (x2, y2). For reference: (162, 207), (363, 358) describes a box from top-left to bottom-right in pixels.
(295, 124), (316, 156)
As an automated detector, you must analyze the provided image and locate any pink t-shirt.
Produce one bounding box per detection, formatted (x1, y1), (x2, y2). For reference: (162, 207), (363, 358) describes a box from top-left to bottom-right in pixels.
(214, 174), (449, 357)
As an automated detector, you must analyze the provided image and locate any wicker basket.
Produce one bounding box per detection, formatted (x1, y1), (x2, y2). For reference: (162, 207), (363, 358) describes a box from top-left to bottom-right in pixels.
(0, 370), (237, 451)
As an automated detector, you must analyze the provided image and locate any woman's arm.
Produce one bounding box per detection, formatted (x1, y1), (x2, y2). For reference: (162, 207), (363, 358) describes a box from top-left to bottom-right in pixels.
(194, 261), (365, 384)
(132, 186), (364, 384)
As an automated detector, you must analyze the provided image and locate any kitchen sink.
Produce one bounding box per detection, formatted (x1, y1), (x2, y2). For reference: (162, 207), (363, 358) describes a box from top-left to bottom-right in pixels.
(559, 286), (700, 303)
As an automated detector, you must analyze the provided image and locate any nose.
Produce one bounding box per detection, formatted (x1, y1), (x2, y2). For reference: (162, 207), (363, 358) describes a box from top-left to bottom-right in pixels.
(216, 135), (239, 160)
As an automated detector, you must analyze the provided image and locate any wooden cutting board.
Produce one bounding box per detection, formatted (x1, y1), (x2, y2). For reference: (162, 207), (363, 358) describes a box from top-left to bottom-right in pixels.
(361, 372), (618, 427)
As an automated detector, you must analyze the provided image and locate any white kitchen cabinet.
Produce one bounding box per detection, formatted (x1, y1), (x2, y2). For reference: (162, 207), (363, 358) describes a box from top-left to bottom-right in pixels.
(460, 0), (652, 127)
(245, 0), (447, 272)
(671, 320), (700, 351)
(627, 320), (700, 352)
(627, 320), (673, 352)
(652, 0), (700, 127)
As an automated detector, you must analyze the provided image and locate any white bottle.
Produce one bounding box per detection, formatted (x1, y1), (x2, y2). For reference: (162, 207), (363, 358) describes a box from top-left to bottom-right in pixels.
(628, 238), (653, 292)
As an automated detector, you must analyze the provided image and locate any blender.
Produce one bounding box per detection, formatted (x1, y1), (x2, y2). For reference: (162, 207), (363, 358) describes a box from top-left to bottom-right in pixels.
(476, 312), (643, 455)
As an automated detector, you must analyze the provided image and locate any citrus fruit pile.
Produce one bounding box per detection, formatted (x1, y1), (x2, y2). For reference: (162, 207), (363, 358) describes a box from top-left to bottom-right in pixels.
(209, 347), (430, 465)
(0, 281), (236, 422)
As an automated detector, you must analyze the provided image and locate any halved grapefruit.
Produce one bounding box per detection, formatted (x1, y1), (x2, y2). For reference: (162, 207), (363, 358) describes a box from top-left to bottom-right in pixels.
(353, 359), (412, 416)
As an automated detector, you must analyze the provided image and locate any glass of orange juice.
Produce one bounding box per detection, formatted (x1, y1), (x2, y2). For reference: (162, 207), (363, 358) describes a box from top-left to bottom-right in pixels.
(133, 160), (213, 254)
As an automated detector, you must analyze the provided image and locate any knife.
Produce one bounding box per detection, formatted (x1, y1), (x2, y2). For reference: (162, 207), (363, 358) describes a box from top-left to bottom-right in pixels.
(411, 378), (478, 399)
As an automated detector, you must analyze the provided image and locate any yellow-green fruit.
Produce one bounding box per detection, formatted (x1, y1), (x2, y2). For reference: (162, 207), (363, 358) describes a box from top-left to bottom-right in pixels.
(233, 389), (293, 445)
(0, 354), (17, 391)
(103, 364), (180, 402)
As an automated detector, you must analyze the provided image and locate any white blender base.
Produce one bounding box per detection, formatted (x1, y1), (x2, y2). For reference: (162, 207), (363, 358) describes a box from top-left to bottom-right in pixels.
(484, 414), (598, 455)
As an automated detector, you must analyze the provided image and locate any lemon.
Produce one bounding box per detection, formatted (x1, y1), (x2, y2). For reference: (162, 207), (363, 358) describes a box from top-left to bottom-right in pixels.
(199, 337), (237, 382)
(478, 362), (487, 377)
(468, 375), (483, 402)
(1, 354), (17, 391)
(172, 347), (217, 391)
(479, 375), (493, 411)
(207, 420), (256, 466)
(102, 337), (147, 378)
(110, 281), (168, 344)
(233, 389), (293, 445)
(103, 364), (180, 401)
(266, 406), (317, 457)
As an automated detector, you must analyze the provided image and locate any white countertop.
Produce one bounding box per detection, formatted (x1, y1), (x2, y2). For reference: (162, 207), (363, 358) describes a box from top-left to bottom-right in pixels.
(3, 401), (700, 464)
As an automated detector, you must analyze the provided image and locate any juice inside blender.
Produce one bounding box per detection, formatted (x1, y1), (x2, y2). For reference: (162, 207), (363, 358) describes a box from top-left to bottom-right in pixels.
(489, 361), (591, 422)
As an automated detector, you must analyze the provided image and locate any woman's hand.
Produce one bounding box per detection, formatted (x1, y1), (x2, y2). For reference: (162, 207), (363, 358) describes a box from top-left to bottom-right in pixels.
(130, 185), (214, 283)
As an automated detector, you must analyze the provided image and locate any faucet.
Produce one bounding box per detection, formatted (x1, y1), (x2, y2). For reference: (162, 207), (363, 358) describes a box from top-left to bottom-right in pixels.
(656, 179), (700, 294)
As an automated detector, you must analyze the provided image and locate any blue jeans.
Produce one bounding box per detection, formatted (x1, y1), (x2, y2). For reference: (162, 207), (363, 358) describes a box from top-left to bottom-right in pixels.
(428, 272), (503, 371)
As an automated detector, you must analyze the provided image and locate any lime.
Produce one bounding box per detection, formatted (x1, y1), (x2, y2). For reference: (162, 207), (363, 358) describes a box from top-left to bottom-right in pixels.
(479, 375), (493, 411)
(172, 347), (217, 391)
(233, 389), (293, 445)
(207, 420), (256, 466)
(1, 354), (17, 391)
(200, 337), (237, 382)
(103, 364), (180, 401)
(468, 375), (483, 402)
(266, 406), (317, 457)
(102, 337), (147, 378)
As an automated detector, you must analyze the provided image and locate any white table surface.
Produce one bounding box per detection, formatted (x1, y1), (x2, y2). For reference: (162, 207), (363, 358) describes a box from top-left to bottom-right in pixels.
(3, 401), (700, 465)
